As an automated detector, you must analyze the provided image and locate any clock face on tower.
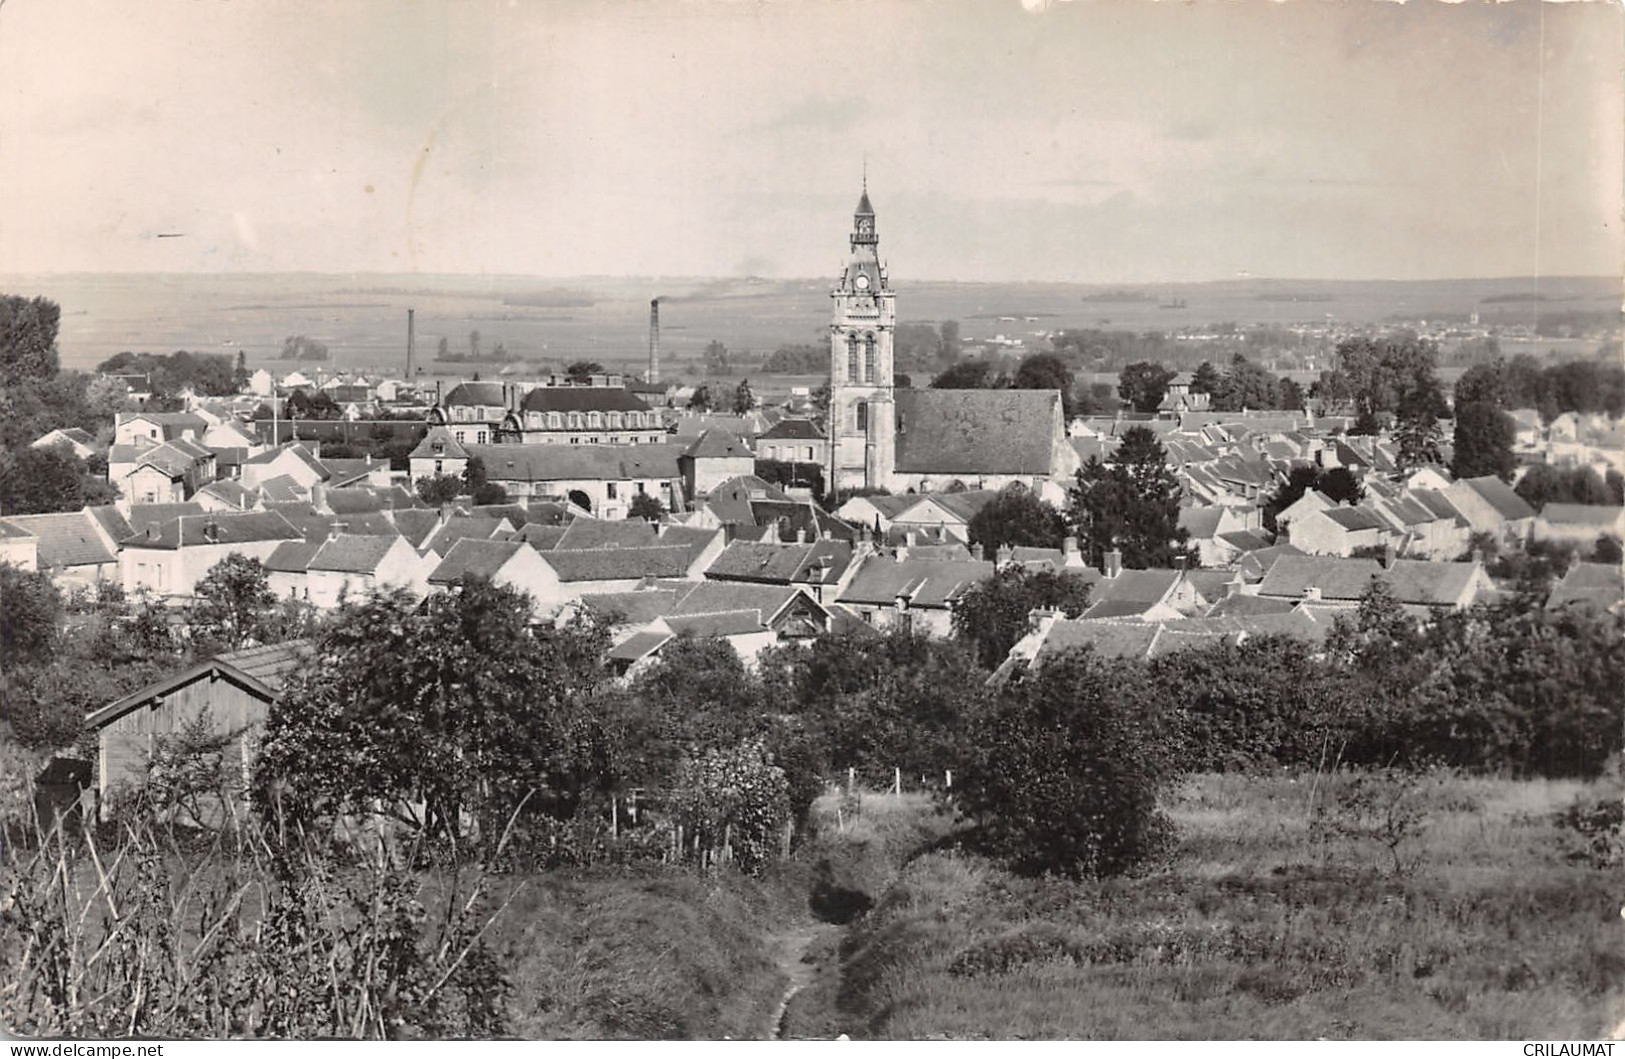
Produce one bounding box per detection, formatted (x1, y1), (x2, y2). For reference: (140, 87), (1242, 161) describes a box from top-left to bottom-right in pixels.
(854, 273), (870, 290)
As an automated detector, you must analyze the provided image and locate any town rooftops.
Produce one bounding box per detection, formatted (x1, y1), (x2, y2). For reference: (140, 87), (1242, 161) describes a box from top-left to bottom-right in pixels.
(839, 555), (995, 608)
(553, 517), (658, 551)
(517, 386), (650, 414)
(757, 418), (824, 441)
(607, 630), (674, 663)
(428, 538), (526, 584)
(308, 534), (401, 574)
(1538, 503), (1625, 528)
(893, 388), (1061, 476)
(410, 427), (470, 461)
(122, 511), (304, 550)
(543, 544), (694, 583)
(458, 442), (686, 483)
(1321, 507), (1387, 532)
(685, 429), (754, 459)
(664, 610), (768, 638)
(1545, 562), (1624, 614)
(1456, 475), (1537, 522)
(440, 382), (507, 407)
(264, 538), (325, 573)
(0, 511), (115, 568)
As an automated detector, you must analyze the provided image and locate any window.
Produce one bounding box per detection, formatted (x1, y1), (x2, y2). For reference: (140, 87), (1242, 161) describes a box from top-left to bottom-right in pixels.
(637, 482), (647, 494)
(588, 412), (602, 428)
(453, 430), (465, 443)
(434, 459), (443, 475)
(855, 401), (868, 433)
(607, 483), (618, 499)
(847, 334), (859, 381)
(549, 412), (562, 429)
(608, 412), (622, 429)
(476, 431), (487, 444)
(864, 333), (877, 382)
(568, 412), (582, 429)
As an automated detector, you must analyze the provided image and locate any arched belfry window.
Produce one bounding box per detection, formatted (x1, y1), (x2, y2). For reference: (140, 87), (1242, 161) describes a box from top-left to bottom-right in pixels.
(864, 333), (877, 382)
(846, 334), (859, 382)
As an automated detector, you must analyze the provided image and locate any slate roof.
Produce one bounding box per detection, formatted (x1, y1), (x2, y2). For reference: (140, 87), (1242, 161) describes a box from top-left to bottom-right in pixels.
(459, 442), (686, 483)
(518, 386), (650, 413)
(1218, 529), (1273, 552)
(122, 511), (304, 550)
(553, 518), (658, 551)
(0, 512), (115, 567)
(579, 590), (683, 625)
(1458, 476), (1536, 521)
(758, 418), (824, 441)
(0, 519), (34, 539)
(87, 505), (136, 543)
(1545, 562), (1624, 614)
(131, 439), (211, 477)
(260, 476), (306, 503)
(543, 545), (694, 583)
(1179, 507), (1226, 539)
(685, 429), (754, 459)
(428, 539), (525, 584)
(196, 480), (254, 509)
(441, 382), (507, 407)
(668, 580), (809, 621)
(1411, 491), (1462, 527)
(893, 389), (1060, 476)
(704, 541), (817, 583)
(323, 487), (391, 514)
(1204, 592), (1299, 618)
(607, 630), (673, 663)
(845, 494), (918, 520)
(665, 610), (768, 638)
(424, 516), (511, 558)
(1256, 556), (1386, 601)
(1081, 598), (1166, 620)
(308, 534), (401, 574)
(391, 509), (444, 549)
(410, 427), (470, 461)
(35, 427), (96, 447)
(321, 459), (383, 487)
(839, 556), (995, 608)
(264, 539), (324, 573)
(1092, 568), (1179, 605)
(657, 525), (725, 568)
(1322, 507), (1387, 532)
(508, 523), (569, 551)
(924, 489), (1002, 523)
(1034, 620), (1162, 662)
(1381, 559), (1485, 607)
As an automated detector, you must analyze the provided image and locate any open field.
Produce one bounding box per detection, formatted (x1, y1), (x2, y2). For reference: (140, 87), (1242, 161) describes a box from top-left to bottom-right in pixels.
(787, 773), (1625, 1040)
(2, 272), (1615, 378)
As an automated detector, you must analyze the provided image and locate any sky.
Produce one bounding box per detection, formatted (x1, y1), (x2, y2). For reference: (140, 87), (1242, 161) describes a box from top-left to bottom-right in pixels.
(0, 0), (1619, 283)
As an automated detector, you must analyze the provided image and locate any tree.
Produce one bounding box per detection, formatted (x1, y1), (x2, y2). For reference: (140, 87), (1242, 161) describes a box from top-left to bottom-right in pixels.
(688, 384), (713, 412)
(1394, 373), (1447, 469)
(733, 377), (755, 414)
(1117, 361), (1177, 414)
(1319, 466), (1365, 506)
(1452, 402), (1516, 481)
(956, 649), (1183, 877)
(1263, 464), (1322, 534)
(0, 445), (94, 514)
(233, 350), (250, 392)
(1279, 378), (1306, 411)
(184, 554), (278, 651)
(0, 563), (61, 665)
(1330, 334), (1442, 422)
(966, 483), (1066, 554)
(281, 335), (329, 361)
(628, 492), (664, 521)
(952, 565), (1092, 670)
(1210, 356), (1281, 412)
(811, 378), (832, 420)
(255, 582), (612, 842)
(1515, 464), (1620, 509)
(1067, 426), (1191, 569)
(468, 329), (482, 360)
(416, 474), (463, 505)
(0, 295), (62, 387)
(1011, 353), (1076, 419)
(931, 360), (996, 390)
(1453, 359), (1508, 409)
(564, 360), (604, 383)
(437, 336), (452, 361)
(1190, 360), (1222, 395)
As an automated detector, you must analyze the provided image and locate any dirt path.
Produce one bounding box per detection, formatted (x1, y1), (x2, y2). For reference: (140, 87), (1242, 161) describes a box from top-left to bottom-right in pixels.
(764, 921), (838, 1040)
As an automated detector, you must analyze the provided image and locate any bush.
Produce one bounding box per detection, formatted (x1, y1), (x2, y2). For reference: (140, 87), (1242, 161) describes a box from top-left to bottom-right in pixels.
(956, 649), (1184, 877)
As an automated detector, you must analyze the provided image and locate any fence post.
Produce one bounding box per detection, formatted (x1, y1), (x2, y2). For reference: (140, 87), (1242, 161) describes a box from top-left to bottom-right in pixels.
(848, 767), (855, 793)
(611, 795), (618, 839)
(945, 769), (952, 790)
(893, 766), (901, 799)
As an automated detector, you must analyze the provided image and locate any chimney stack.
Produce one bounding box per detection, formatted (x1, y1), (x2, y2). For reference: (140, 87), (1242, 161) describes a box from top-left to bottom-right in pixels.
(1104, 548), (1123, 579)
(996, 543), (1014, 567)
(1303, 586), (1322, 601)
(648, 298), (661, 384)
(405, 308), (416, 379)
(970, 542), (984, 561)
(1380, 541), (1395, 569)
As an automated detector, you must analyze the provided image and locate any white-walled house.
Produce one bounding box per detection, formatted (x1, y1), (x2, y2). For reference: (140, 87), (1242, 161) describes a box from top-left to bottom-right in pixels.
(120, 512), (304, 598)
(304, 534), (432, 607)
(427, 539), (563, 619)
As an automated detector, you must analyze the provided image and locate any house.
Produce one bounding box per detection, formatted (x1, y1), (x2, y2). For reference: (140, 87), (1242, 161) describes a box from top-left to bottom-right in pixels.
(31, 427), (98, 459)
(304, 534), (432, 607)
(85, 640), (313, 804)
(833, 493), (918, 536)
(240, 444), (329, 493)
(0, 518), (41, 570)
(110, 438), (218, 504)
(583, 580), (833, 671)
(119, 511), (305, 598)
(1, 511), (120, 589)
(756, 418), (825, 465)
(263, 538), (323, 601)
(498, 382), (664, 446)
(888, 490), (1001, 545)
(427, 538), (563, 618)
(680, 430), (757, 497)
(194, 479), (257, 512)
(1178, 505), (1250, 567)
(1284, 505), (1390, 557)
(113, 412), (207, 449)
(426, 381), (509, 444)
(702, 539), (859, 603)
(429, 442), (688, 518)
(1077, 555), (1202, 620)
(1366, 490), (1470, 560)
(1256, 555), (1493, 614)
(836, 555), (995, 636)
(1443, 476), (1537, 546)
(1532, 504), (1625, 548)
(407, 427), (471, 482)
(1544, 562), (1624, 615)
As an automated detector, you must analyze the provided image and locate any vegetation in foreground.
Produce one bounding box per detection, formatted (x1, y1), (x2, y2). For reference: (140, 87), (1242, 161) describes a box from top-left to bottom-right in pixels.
(788, 773), (1623, 1041)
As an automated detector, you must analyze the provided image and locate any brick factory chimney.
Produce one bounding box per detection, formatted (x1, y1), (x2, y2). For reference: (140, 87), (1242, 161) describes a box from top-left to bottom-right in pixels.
(405, 308), (416, 379)
(648, 298), (661, 385)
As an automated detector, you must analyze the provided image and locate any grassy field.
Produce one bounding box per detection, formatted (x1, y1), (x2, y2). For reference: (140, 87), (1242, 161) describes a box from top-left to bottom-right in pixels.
(787, 773), (1625, 1040)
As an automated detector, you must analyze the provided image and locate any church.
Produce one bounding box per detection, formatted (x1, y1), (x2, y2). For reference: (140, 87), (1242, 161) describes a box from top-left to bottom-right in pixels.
(824, 186), (1081, 503)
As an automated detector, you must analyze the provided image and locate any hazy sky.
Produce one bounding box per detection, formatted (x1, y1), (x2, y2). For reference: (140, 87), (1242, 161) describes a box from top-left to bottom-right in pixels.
(1, 0), (1618, 282)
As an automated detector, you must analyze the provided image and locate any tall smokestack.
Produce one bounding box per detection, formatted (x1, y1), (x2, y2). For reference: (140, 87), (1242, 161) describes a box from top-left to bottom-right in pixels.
(648, 298), (660, 384)
(406, 308), (416, 379)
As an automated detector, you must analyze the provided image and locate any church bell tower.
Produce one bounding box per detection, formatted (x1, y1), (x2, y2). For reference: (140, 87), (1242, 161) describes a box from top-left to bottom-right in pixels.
(827, 181), (896, 494)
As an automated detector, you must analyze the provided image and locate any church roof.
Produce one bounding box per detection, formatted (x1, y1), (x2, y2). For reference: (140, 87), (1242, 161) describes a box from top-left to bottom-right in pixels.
(893, 389), (1061, 476)
(856, 189), (874, 215)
